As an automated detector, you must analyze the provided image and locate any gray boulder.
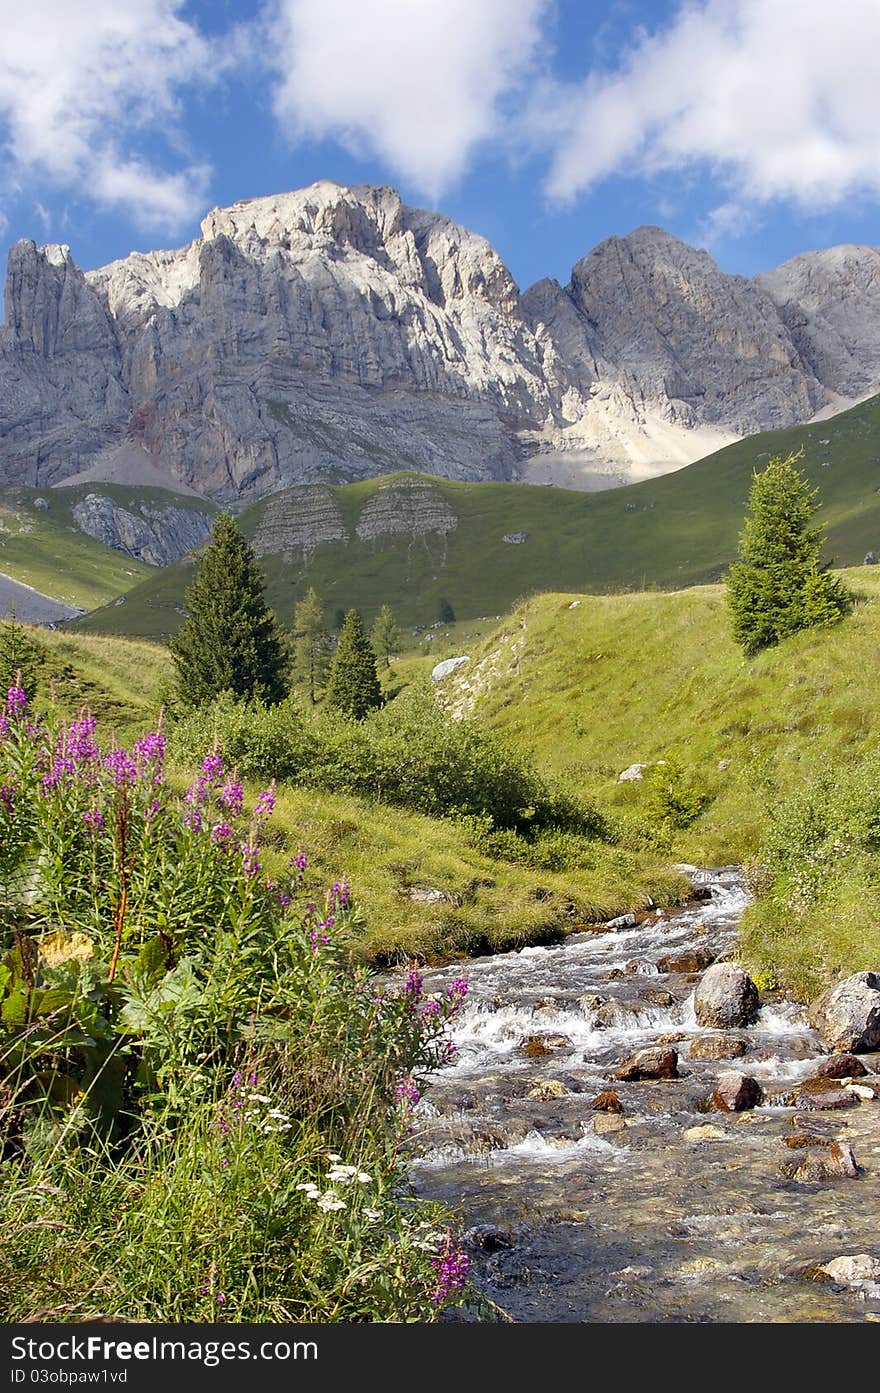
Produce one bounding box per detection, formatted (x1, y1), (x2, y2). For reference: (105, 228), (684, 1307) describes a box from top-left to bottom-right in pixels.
(431, 656), (469, 683)
(807, 971), (880, 1053)
(694, 962), (760, 1028)
(711, 1071), (763, 1112)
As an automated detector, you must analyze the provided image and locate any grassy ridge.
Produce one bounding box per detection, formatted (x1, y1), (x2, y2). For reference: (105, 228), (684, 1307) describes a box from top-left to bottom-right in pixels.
(0, 486), (161, 607)
(25, 628), (171, 739)
(441, 566), (880, 865)
(72, 392), (880, 637)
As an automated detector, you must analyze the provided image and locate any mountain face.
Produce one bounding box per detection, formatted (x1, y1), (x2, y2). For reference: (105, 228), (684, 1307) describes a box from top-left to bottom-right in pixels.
(1, 181), (878, 501)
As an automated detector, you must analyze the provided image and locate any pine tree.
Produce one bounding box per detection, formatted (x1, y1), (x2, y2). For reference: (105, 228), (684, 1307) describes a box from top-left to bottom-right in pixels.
(0, 608), (44, 699)
(292, 586), (331, 703)
(370, 603), (403, 668)
(725, 451), (853, 655)
(437, 598), (455, 624)
(324, 609), (383, 719)
(170, 514), (289, 706)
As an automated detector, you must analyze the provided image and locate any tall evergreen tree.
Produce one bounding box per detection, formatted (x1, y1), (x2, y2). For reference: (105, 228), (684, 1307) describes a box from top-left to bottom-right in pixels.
(324, 609), (383, 719)
(170, 514), (289, 706)
(725, 451), (853, 655)
(370, 603), (403, 668)
(292, 586), (331, 703)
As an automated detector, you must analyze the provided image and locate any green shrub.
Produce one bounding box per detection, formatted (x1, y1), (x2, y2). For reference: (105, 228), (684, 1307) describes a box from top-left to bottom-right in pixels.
(642, 757), (710, 830)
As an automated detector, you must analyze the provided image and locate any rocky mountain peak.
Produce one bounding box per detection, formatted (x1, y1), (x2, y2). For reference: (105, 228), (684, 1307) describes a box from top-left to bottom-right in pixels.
(2, 182), (879, 498)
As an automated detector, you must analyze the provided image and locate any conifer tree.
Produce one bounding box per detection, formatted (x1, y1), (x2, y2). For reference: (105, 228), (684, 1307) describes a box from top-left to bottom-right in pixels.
(725, 451), (853, 655)
(370, 603), (403, 668)
(324, 609), (382, 719)
(0, 607), (44, 698)
(292, 586), (331, 703)
(170, 514), (289, 706)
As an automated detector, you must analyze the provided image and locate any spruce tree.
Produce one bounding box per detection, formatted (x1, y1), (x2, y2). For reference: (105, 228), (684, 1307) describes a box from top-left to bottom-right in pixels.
(324, 609), (383, 719)
(0, 607), (44, 698)
(292, 586), (331, 703)
(725, 451), (853, 656)
(170, 514), (289, 706)
(370, 603), (403, 668)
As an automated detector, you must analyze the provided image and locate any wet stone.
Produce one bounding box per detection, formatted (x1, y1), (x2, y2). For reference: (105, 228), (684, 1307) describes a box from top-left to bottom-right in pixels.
(783, 1142), (861, 1182)
(689, 1034), (748, 1061)
(592, 1112), (627, 1136)
(615, 1046), (679, 1081)
(815, 1054), (869, 1080)
(793, 1077), (861, 1111)
(658, 947), (716, 974)
(711, 1071), (763, 1112)
(591, 1088), (623, 1113)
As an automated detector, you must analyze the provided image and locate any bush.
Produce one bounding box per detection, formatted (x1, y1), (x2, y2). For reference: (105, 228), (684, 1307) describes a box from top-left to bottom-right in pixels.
(642, 757), (709, 830)
(171, 692), (317, 782)
(0, 684), (473, 1321)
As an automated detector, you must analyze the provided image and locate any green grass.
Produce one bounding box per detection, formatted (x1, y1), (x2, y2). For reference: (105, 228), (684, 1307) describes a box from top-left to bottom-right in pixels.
(437, 566), (880, 867)
(0, 486), (169, 607)
(70, 392), (880, 637)
(262, 783), (687, 964)
(25, 627), (171, 740)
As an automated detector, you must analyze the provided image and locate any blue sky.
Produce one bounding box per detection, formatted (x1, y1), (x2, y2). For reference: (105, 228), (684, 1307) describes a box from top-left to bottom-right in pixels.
(1, 0), (879, 293)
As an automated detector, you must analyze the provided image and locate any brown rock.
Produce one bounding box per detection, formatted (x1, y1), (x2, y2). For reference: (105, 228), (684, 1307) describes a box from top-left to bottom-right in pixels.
(642, 987), (675, 1007)
(593, 1112), (627, 1135)
(591, 1089), (623, 1113)
(785, 1142), (860, 1181)
(711, 1071), (763, 1112)
(815, 1054), (869, 1079)
(526, 1079), (570, 1101)
(658, 947), (716, 974)
(793, 1076), (860, 1111)
(689, 1034), (748, 1061)
(615, 1046), (679, 1081)
(785, 1133), (833, 1149)
(521, 1033), (571, 1057)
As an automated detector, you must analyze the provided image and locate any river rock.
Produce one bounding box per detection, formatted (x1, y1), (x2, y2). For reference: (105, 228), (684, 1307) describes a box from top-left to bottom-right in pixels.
(593, 1112), (627, 1135)
(591, 1089), (623, 1113)
(792, 1077), (860, 1111)
(807, 972), (880, 1052)
(658, 947), (716, 974)
(615, 1046), (679, 1081)
(819, 1254), (880, 1287)
(711, 1071), (763, 1112)
(526, 1079), (570, 1101)
(521, 1033), (571, 1057)
(684, 1123), (729, 1141)
(642, 987), (675, 1007)
(689, 1033), (748, 1061)
(785, 1142), (860, 1181)
(814, 1053), (869, 1079)
(694, 962), (760, 1028)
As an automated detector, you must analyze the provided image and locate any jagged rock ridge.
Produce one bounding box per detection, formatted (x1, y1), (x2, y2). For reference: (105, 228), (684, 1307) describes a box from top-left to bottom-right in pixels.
(1, 182), (878, 499)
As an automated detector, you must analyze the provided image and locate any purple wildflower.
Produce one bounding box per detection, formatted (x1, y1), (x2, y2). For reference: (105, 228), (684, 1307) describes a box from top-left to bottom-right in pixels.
(254, 787), (276, 820)
(6, 686), (27, 717)
(134, 731), (166, 781)
(422, 999), (441, 1017)
(201, 752), (224, 783)
(430, 1235), (469, 1305)
(240, 842), (260, 878)
(276, 889), (292, 910)
(210, 821), (234, 844)
(403, 968), (424, 1004)
(219, 778), (244, 817)
(448, 977), (469, 1006)
(0, 783), (15, 815)
(82, 808), (104, 834)
(292, 849), (307, 878)
(66, 717), (98, 763)
(104, 747), (137, 785)
(395, 1077), (420, 1109)
(183, 807), (203, 834)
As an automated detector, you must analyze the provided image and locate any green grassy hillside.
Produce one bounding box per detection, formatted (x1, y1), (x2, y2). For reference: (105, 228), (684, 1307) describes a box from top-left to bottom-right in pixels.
(71, 393), (880, 637)
(0, 486), (159, 608)
(438, 565), (880, 865)
(16, 626), (171, 739)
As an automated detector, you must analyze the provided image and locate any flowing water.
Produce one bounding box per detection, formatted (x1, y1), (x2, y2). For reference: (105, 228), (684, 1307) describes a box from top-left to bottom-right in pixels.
(409, 870), (880, 1323)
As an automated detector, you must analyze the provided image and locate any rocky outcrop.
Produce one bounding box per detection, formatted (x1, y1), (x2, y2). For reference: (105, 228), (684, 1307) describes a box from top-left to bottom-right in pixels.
(2, 181), (879, 501)
(694, 963), (760, 1029)
(70, 493), (214, 565)
(250, 485), (348, 556)
(355, 478), (457, 540)
(807, 971), (880, 1053)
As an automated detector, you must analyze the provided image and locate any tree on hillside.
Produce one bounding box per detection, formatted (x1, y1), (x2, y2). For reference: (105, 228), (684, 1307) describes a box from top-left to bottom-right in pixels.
(370, 603), (403, 668)
(0, 607), (44, 698)
(324, 609), (383, 719)
(725, 451), (853, 656)
(170, 514), (289, 706)
(292, 586), (331, 703)
(437, 598), (455, 625)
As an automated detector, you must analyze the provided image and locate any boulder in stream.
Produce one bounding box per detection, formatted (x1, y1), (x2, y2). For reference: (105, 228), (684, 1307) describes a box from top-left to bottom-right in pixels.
(694, 962), (760, 1028)
(819, 1254), (880, 1287)
(615, 1046), (679, 1081)
(792, 1077), (860, 1111)
(785, 1141), (860, 1181)
(591, 1088), (623, 1113)
(658, 947), (716, 974)
(814, 1053), (869, 1079)
(711, 1070), (763, 1112)
(807, 972), (880, 1053)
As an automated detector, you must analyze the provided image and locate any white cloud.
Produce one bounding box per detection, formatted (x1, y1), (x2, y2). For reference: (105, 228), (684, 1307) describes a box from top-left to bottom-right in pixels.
(268, 0), (550, 198)
(543, 0), (880, 214)
(0, 1), (215, 233)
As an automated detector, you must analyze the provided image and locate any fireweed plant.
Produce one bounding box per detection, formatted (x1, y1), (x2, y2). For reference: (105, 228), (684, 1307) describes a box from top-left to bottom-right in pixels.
(0, 685), (471, 1321)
